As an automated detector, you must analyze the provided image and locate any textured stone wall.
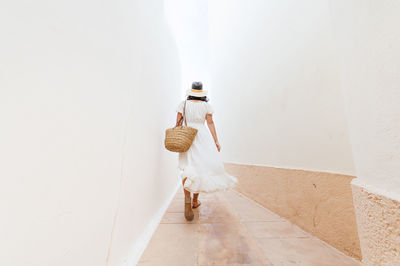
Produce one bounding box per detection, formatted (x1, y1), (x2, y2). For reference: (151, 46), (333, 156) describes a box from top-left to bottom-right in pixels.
(352, 183), (400, 265)
(225, 162), (362, 260)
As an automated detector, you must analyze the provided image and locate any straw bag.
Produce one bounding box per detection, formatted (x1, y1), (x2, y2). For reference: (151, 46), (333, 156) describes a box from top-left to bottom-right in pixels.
(164, 101), (198, 152)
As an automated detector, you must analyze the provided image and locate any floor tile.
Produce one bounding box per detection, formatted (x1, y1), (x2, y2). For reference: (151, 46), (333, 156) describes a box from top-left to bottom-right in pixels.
(223, 189), (251, 202)
(138, 223), (198, 266)
(197, 219), (271, 265)
(165, 198), (184, 213)
(244, 221), (310, 239)
(161, 212), (197, 224)
(222, 191), (284, 222)
(256, 237), (360, 266)
(232, 200), (284, 222)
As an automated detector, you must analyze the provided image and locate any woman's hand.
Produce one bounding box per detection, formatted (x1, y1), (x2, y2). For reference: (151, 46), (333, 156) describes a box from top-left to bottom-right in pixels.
(176, 112), (183, 127)
(215, 141), (221, 152)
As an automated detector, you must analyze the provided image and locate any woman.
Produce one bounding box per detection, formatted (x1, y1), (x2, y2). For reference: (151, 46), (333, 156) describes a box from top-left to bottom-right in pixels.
(176, 81), (238, 221)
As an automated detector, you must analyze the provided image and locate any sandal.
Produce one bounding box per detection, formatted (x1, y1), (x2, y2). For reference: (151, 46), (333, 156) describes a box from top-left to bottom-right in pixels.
(192, 200), (201, 209)
(184, 196), (194, 221)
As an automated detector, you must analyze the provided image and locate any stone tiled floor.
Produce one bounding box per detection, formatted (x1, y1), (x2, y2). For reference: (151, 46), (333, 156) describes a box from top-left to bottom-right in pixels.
(138, 189), (361, 266)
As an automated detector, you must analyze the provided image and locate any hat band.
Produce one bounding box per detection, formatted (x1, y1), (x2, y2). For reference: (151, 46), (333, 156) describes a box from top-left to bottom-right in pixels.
(191, 89), (203, 93)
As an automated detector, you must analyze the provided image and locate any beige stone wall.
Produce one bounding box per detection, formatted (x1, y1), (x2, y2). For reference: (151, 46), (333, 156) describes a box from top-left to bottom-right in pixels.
(225, 162), (362, 260)
(352, 183), (400, 265)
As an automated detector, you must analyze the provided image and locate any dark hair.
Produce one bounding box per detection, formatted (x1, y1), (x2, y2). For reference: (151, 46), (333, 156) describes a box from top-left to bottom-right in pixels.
(187, 95), (209, 102)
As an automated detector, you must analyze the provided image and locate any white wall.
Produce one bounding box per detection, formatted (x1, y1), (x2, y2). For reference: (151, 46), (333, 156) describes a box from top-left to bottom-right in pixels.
(164, 0), (210, 95)
(0, 1), (180, 265)
(330, 0), (400, 195)
(208, 0), (355, 175)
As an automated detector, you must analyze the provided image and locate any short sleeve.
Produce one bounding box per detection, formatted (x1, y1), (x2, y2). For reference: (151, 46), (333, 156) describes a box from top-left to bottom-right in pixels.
(206, 102), (214, 114)
(176, 101), (184, 113)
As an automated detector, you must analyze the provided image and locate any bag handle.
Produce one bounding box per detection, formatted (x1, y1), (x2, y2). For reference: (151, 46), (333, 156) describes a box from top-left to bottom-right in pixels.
(183, 100), (187, 126)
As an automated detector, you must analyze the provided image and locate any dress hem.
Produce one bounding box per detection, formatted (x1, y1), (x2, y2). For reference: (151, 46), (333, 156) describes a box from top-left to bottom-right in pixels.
(181, 183), (238, 194)
(179, 166), (239, 194)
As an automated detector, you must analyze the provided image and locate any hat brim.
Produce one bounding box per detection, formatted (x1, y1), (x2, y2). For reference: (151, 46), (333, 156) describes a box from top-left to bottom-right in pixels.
(186, 90), (208, 97)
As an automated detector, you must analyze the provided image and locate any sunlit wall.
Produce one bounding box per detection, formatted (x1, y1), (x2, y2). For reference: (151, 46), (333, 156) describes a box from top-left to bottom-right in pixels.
(0, 1), (180, 265)
(207, 0), (355, 175)
(331, 0), (400, 195)
(164, 0), (211, 98)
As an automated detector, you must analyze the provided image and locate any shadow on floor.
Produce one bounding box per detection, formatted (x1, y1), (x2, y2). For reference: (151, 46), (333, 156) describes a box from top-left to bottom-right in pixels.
(138, 189), (360, 266)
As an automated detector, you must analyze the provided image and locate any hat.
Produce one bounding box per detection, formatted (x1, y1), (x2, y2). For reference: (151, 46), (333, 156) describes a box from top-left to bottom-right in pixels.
(186, 81), (208, 97)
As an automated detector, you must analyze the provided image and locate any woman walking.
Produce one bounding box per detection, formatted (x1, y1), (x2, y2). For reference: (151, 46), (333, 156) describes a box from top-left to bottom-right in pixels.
(176, 82), (238, 221)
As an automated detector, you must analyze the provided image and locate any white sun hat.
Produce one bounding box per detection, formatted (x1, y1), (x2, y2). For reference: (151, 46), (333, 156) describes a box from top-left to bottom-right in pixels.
(186, 81), (208, 97)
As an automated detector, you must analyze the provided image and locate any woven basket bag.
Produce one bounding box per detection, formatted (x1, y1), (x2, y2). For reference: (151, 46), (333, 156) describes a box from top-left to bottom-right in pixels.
(165, 100), (198, 152)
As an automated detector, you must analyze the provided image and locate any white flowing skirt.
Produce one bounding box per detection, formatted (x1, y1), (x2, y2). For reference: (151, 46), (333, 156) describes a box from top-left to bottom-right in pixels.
(178, 122), (238, 193)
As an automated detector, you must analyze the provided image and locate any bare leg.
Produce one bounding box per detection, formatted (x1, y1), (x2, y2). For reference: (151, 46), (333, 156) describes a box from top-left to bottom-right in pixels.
(182, 177), (194, 221)
(192, 193), (201, 208)
(183, 178), (200, 208)
(193, 193), (199, 202)
(182, 177), (191, 197)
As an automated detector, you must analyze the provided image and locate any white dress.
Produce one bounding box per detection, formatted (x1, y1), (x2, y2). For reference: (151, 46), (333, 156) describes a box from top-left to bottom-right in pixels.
(176, 100), (238, 193)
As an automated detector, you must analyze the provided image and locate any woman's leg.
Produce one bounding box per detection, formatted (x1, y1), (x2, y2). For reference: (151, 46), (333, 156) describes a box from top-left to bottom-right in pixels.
(182, 177), (191, 197)
(183, 178), (200, 207)
(192, 193), (201, 208)
(182, 177), (194, 221)
(193, 193), (199, 202)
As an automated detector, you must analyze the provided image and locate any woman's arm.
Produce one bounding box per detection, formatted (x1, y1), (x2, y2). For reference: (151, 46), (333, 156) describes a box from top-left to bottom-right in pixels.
(176, 112), (183, 126)
(206, 114), (221, 152)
